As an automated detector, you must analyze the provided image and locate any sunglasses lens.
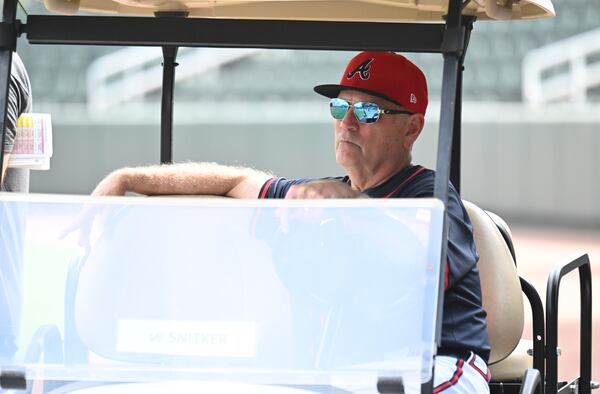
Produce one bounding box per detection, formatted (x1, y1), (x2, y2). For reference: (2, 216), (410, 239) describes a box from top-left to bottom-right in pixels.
(354, 102), (380, 124)
(330, 98), (349, 120)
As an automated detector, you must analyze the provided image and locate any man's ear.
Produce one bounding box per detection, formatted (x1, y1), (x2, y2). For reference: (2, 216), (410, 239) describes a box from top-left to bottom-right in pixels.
(403, 113), (425, 150)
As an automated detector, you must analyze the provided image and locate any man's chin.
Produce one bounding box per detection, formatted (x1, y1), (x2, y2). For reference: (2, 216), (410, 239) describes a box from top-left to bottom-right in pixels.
(336, 141), (362, 160)
(336, 151), (361, 168)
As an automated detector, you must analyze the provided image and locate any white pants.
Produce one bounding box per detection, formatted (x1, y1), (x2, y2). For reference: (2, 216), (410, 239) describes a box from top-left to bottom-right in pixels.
(433, 352), (491, 393)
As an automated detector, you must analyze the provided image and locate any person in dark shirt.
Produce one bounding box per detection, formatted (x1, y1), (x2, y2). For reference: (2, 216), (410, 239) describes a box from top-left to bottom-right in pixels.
(90, 51), (491, 393)
(0, 52), (32, 364)
(1, 52), (32, 192)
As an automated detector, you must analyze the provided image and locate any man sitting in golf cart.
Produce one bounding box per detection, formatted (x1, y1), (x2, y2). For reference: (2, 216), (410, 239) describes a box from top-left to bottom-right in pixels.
(91, 51), (491, 393)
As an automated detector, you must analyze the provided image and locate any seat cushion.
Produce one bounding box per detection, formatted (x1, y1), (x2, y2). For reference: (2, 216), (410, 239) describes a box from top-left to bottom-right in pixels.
(490, 339), (534, 381)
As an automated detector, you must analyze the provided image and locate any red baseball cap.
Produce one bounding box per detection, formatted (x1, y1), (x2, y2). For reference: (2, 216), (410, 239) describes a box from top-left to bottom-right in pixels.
(314, 51), (428, 115)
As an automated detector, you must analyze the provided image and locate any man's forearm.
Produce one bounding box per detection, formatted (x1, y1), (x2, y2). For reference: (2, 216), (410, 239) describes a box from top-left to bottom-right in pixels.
(95, 162), (272, 199)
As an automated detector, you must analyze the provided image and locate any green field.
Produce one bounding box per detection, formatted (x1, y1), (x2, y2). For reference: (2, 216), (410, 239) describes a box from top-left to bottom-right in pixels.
(17, 243), (80, 362)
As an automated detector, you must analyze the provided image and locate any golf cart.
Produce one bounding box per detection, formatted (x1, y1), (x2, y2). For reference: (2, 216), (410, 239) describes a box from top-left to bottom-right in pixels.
(0, 0), (593, 393)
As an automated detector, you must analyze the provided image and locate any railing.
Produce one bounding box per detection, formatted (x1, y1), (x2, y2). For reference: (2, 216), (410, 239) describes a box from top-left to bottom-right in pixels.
(523, 27), (600, 105)
(86, 47), (262, 113)
(545, 253), (593, 394)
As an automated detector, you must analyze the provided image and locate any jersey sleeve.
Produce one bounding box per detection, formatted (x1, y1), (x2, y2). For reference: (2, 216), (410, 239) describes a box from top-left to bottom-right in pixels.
(258, 177), (320, 199)
(405, 175), (479, 289)
(445, 188), (480, 288)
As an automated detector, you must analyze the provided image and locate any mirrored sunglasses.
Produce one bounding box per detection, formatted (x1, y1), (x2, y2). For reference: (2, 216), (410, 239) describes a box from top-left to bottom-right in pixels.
(329, 98), (413, 124)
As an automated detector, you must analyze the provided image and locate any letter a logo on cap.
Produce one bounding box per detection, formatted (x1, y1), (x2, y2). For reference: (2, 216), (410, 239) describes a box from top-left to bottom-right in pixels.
(346, 58), (373, 80)
(410, 93), (417, 104)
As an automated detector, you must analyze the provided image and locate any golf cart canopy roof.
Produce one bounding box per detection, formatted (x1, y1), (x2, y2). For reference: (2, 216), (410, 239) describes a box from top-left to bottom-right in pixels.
(44, 0), (555, 21)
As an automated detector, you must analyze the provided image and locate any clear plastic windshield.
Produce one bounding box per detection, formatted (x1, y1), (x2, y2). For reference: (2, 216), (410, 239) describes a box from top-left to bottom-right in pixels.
(0, 194), (443, 393)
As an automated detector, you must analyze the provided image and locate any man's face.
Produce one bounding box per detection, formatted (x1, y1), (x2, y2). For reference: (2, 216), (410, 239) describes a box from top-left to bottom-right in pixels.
(334, 90), (417, 179)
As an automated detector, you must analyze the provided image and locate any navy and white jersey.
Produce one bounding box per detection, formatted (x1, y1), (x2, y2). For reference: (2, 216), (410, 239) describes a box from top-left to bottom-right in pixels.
(258, 164), (491, 362)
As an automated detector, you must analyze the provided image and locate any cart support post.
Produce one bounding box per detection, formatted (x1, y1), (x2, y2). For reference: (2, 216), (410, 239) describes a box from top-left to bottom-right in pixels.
(160, 45), (178, 164)
(434, 4), (467, 204)
(156, 11), (188, 165)
(450, 67), (462, 194)
(450, 17), (474, 194)
(0, 0), (18, 183)
(426, 0), (467, 392)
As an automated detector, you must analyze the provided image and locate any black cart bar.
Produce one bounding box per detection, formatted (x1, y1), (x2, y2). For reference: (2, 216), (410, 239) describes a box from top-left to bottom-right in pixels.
(25, 15), (446, 52)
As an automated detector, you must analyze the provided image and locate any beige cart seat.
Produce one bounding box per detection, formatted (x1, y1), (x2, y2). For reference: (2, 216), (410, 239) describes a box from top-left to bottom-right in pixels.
(463, 201), (533, 381)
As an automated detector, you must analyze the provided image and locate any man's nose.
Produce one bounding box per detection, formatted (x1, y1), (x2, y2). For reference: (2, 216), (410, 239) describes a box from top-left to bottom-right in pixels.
(341, 107), (359, 131)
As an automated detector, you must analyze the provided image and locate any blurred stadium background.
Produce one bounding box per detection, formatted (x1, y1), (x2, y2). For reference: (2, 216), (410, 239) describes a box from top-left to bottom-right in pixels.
(12, 0), (600, 382)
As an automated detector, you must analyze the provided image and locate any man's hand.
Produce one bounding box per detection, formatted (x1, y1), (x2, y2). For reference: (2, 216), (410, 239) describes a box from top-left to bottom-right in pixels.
(60, 170), (128, 249)
(285, 180), (366, 199)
